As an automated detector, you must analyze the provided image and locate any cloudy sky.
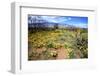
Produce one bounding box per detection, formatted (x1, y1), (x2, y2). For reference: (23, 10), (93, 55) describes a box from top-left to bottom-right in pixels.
(28, 15), (88, 28)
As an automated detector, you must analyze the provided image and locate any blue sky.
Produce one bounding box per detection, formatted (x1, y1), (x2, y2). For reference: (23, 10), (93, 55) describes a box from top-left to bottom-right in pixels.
(28, 15), (88, 28)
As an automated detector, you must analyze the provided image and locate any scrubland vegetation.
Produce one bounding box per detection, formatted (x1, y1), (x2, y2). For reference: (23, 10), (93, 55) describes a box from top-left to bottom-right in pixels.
(28, 27), (88, 60)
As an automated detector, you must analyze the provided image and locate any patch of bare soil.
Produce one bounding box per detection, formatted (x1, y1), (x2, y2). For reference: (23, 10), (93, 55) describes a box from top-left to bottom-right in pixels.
(56, 47), (68, 59)
(28, 47), (69, 60)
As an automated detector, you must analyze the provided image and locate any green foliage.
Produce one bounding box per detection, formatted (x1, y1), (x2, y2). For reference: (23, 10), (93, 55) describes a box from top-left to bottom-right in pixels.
(47, 43), (54, 48)
(73, 30), (88, 58)
(69, 51), (75, 58)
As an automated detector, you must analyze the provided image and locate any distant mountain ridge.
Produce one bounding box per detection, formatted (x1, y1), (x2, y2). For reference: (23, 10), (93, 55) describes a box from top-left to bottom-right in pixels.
(28, 22), (87, 29)
(28, 16), (87, 29)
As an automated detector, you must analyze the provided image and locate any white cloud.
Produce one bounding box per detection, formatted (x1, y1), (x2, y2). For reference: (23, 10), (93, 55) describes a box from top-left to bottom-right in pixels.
(67, 17), (71, 20)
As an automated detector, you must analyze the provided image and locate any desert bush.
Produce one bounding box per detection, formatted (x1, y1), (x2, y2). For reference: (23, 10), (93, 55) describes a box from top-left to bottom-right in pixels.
(69, 51), (75, 58)
(74, 32), (88, 58)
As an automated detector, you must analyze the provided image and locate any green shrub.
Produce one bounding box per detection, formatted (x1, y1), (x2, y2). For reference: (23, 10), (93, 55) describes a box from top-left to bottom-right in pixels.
(74, 32), (88, 58)
(69, 51), (75, 58)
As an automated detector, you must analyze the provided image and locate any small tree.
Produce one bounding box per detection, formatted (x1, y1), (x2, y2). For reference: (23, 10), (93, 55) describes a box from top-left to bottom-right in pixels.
(54, 24), (58, 29)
